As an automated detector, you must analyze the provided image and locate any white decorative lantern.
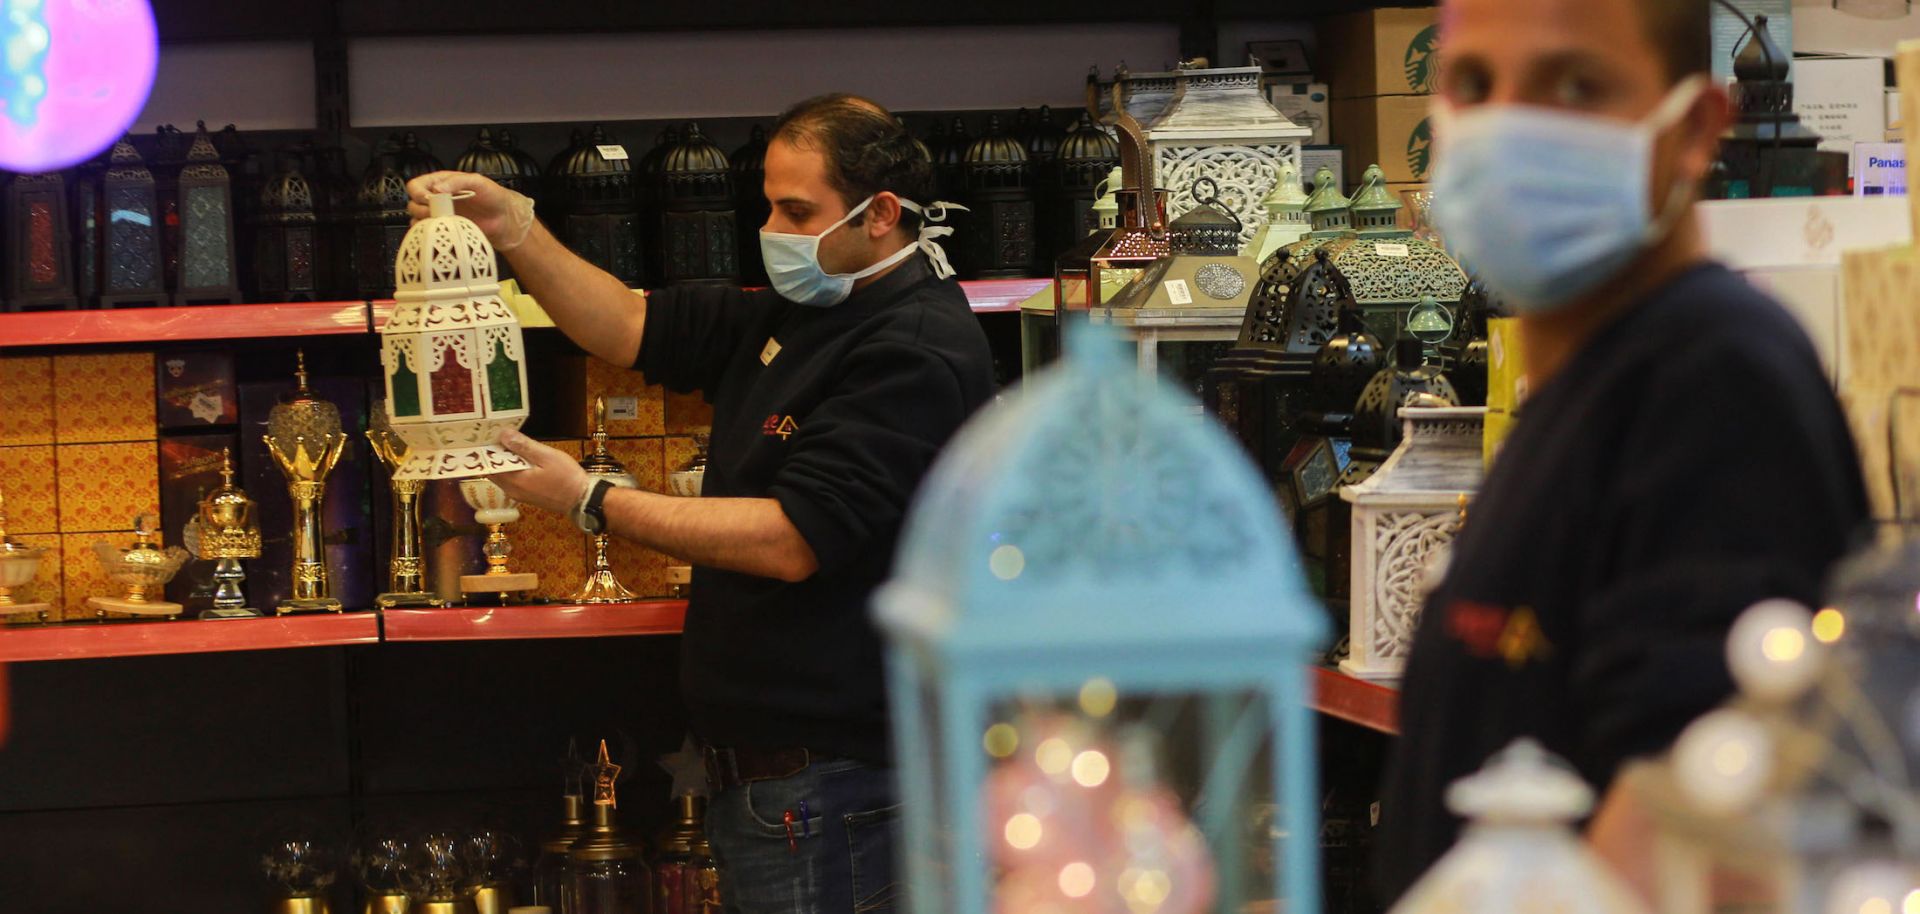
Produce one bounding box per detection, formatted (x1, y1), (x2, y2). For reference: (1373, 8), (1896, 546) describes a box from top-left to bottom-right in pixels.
(1340, 405), (1485, 680)
(1149, 64), (1311, 248)
(380, 192), (532, 480)
(1389, 739), (1650, 914)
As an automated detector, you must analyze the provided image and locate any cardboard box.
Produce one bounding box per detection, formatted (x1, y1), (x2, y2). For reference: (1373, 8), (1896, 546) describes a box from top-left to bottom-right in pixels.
(1795, 55), (1888, 169)
(1269, 82), (1331, 146)
(1317, 7), (1440, 99)
(155, 351), (239, 430)
(1331, 94), (1436, 184)
(158, 433), (239, 609)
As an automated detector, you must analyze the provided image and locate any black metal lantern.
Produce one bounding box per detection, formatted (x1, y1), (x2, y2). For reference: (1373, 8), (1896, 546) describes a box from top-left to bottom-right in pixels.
(733, 124), (772, 286)
(959, 114), (1037, 279)
(1440, 277), (1502, 407)
(307, 144), (357, 300)
(1309, 304), (1387, 416)
(70, 147), (109, 308)
(547, 128), (585, 203)
(1024, 105), (1067, 163)
(558, 125), (643, 287)
(5, 170), (78, 311)
(935, 116), (972, 200)
(174, 124), (242, 306)
(456, 127), (521, 190)
(1046, 111), (1121, 262)
(254, 152), (320, 302)
(660, 123), (738, 287)
(391, 131), (443, 181)
(1715, 15), (1829, 199)
(98, 138), (167, 308)
(1343, 338), (1459, 485)
(353, 150), (410, 299)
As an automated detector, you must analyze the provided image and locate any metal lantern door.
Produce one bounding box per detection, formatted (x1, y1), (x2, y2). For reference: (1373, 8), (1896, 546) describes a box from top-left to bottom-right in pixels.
(876, 331), (1327, 914)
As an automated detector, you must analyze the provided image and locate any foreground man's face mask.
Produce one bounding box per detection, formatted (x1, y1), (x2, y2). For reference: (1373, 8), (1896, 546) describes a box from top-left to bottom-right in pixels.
(1430, 75), (1708, 314)
(759, 195), (962, 308)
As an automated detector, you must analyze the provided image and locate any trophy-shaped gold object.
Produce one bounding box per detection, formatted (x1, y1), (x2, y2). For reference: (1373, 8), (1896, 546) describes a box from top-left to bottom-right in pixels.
(572, 398), (639, 603)
(264, 350), (347, 614)
(458, 478), (538, 603)
(367, 403), (443, 608)
(88, 514), (191, 619)
(185, 448), (264, 619)
(0, 489), (51, 623)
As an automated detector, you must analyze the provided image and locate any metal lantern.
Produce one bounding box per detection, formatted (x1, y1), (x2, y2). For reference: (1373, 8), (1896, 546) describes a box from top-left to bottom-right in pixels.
(960, 115), (1038, 279)
(174, 124), (242, 306)
(732, 124), (772, 286)
(876, 330), (1328, 914)
(457, 127), (529, 281)
(1024, 105), (1067, 163)
(1247, 160), (1311, 265)
(935, 116), (971, 200)
(1099, 177), (1257, 380)
(1339, 403), (1483, 680)
(97, 138), (167, 307)
(5, 170), (78, 311)
(391, 131), (444, 181)
(1147, 63), (1310, 249)
(355, 151), (411, 299)
(379, 191), (533, 480)
(559, 125), (643, 287)
(1440, 278), (1502, 408)
(659, 123), (738, 287)
(1046, 111), (1121, 261)
(254, 152), (320, 302)
(307, 144), (358, 300)
(70, 148), (107, 308)
(1344, 339), (1461, 484)
(1715, 14), (1828, 199)
(638, 125), (679, 286)
(1088, 97), (1170, 309)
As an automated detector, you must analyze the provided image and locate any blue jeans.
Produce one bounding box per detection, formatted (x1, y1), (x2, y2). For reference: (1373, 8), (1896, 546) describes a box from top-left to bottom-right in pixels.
(704, 758), (901, 914)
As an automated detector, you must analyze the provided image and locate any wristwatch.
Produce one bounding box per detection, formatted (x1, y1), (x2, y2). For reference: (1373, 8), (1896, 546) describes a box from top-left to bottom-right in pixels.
(578, 478), (615, 535)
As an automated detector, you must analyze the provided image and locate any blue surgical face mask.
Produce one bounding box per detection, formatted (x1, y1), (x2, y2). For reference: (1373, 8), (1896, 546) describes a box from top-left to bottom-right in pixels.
(1430, 77), (1707, 314)
(759, 196), (963, 307)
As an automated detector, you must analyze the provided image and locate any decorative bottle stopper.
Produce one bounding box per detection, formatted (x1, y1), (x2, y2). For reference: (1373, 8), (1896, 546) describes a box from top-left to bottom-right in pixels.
(265, 349), (347, 613)
(571, 398), (640, 604)
(0, 488), (51, 622)
(88, 514), (190, 619)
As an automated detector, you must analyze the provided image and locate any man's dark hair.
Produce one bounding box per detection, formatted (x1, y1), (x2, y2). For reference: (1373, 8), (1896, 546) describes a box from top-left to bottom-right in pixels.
(771, 93), (935, 233)
(1637, 0), (1713, 84)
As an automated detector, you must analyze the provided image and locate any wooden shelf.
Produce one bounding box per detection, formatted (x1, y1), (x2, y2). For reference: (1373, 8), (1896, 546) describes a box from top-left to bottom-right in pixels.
(0, 301), (371, 350)
(381, 600), (687, 642)
(0, 611), (381, 663)
(1308, 666), (1399, 735)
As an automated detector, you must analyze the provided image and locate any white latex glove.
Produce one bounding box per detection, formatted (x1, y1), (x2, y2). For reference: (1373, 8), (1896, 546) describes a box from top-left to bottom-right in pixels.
(405, 170), (537, 251)
(490, 430), (593, 518)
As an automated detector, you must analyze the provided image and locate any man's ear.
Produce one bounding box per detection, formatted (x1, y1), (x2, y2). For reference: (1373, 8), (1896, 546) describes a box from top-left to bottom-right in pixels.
(867, 192), (903, 239)
(1680, 82), (1733, 185)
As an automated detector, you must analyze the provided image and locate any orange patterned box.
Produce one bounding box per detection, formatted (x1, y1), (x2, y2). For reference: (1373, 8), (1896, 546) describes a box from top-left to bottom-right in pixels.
(53, 352), (157, 444)
(56, 442), (160, 533)
(665, 389), (713, 436)
(0, 356), (55, 446)
(0, 445), (58, 534)
(515, 439), (589, 602)
(664, 436), (699, 486)
(610, 537), (671, 599)
(1, 532), (61, 623)
(605, 438), (664, 494)
(61, 531), (129, 621)
(555, 355), (665, 438)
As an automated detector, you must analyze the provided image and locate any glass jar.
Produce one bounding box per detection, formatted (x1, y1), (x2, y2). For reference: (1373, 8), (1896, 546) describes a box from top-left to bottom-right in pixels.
(569, 802), (651, 914)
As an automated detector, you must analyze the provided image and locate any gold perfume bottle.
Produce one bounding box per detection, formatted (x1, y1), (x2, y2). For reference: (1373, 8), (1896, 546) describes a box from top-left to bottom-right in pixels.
(264, 350), (346, 613)
(367, 404), (442, 608)
(0, 488), (51, 623)
(187, 448), (264, 619)
(572, 398), (639, 604)
(458, 478), (538, 603)
(88, 514), (191, 619)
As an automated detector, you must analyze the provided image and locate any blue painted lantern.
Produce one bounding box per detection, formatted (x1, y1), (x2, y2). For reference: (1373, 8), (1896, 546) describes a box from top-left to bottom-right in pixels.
(876, 330), (1328, 914)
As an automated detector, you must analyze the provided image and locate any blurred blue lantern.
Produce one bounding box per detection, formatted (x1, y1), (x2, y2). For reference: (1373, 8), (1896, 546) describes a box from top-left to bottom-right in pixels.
(876, 329), (1327, 914)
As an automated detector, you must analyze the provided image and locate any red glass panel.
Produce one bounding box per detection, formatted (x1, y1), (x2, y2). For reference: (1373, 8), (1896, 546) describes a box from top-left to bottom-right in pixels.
(430, 351), (475, 415)
(27, 202), (56, 285)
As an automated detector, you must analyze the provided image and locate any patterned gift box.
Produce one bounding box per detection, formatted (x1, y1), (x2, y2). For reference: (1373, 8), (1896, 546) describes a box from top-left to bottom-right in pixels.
(664, 389), (713, 436)
(605, 437), (669, 597)
(55, 442), (160, 534)
(0, 356), (55, 446)
(53, 353), (156, 444)
(61, 531), (131, 621)
(155, 351), (239, 430)
(515, 439), (589, 602)
(0, 445), (58, 534)
(552, 354), (666, 439)
(2, 532), (61, 622)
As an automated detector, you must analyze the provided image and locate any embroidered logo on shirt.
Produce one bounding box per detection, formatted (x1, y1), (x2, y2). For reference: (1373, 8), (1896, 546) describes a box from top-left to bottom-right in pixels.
(1443, 599), (1552, 669)
(762, 415), (799, 439)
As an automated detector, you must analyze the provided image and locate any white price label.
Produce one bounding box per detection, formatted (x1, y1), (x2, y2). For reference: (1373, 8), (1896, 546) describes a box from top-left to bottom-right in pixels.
(1374, 242), (1411, 258)
(1164, 279), (1194, 305)
(606, 396), (640, 421)
(596, 144), (630, 161)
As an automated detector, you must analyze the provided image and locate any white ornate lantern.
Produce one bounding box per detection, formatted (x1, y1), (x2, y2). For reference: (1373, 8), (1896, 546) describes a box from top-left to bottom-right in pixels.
(1340, 405), (1485, 679)
(380, 192), (532, 480)
(1149, 64), (1311, 249)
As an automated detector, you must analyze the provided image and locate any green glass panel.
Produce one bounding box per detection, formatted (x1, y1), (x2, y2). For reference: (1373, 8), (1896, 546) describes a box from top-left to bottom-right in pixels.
(487, 337), (522, 412)
(390, 361), (421, 417)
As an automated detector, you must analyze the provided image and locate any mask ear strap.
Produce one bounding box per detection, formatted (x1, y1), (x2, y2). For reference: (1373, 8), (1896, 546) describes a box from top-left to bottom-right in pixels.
(1644, 75), (1713, 240)
(899, 199), (970, 280)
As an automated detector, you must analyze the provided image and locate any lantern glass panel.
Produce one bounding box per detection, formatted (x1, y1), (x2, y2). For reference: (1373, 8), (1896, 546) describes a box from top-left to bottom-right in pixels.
(106, 187), (160, 289)
(485, 330), (524, 412)
(390, 362), (422, 417)
(28, 202), (56, 283)
(182, 184), (233, 288)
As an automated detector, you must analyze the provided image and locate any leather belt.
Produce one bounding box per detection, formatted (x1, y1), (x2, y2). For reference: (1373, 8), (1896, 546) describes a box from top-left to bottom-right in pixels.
(702, 744), (815, 791)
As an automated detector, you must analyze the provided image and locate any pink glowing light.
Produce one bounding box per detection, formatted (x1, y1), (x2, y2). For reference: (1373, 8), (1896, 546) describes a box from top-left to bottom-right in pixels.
(0, 0), (159, 173)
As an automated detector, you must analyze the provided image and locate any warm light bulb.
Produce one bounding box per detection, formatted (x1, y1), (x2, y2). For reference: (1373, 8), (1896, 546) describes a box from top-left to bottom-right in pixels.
(1762, 627), (1806, 663)
(1005, 813), (1043, 850)
(1813, 608), (1847, 644)
(1036, 738), (1074, 776)
(1864, 899), (1893, 914)
(984, 723), (1021, 759)
(1119, 867), (1174, 914)
(1071, 750), (1111, 788)
(1058, 863), (1096, 898)
(1902, 889), (1920, 914)
(1079, 678), (1119, 718)
(1673, 708), (1773, 815)
(1729, 599), (1825, 702)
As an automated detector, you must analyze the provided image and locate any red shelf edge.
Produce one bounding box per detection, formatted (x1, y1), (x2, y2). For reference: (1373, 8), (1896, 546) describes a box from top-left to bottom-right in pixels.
(380, 600), (687, 643)
(1309, 666), (1400, 735)
(0, 301), (371, 350)
(0, 611), (381, 663)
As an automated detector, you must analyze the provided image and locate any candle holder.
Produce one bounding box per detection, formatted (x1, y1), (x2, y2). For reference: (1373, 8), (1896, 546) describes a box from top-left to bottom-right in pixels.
(572, 398), (639, 604)
(458, 478), (538, 603)
(367, 404), (443, 607)
(264, 350), (347, 614)
(0, 489), (51, 622)
(88, 514), (190, 619)
(188, 448), (264, 619)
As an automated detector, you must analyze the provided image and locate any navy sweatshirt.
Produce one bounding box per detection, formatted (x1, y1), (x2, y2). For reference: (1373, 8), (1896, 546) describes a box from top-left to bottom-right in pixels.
(634, 254), (995, 764)
(1374, 263), (1870, 900)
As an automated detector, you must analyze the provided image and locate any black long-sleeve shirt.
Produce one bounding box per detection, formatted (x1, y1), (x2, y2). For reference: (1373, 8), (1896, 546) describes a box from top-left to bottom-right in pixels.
(1374, 262), (1870, 900)
(634, 255), (995, 764)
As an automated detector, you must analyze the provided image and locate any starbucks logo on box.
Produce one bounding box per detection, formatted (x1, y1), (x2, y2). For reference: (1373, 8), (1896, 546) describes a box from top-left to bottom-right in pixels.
(1407, 117), (1433, 181)
(1405, 25), (1440, 94)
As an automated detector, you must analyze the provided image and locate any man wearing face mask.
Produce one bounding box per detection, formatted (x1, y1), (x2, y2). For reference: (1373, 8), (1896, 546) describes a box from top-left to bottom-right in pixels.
(407, 94), (994, 914)
(1374, 0), (1869, 903)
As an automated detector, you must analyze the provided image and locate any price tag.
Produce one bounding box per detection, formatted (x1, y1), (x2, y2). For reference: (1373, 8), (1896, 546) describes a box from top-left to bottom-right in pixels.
(596, 144), (630, 161)
(606, 396), (640, 421)
(1374, 242), (1411, 258)
(1164, 279), (1194, 305)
